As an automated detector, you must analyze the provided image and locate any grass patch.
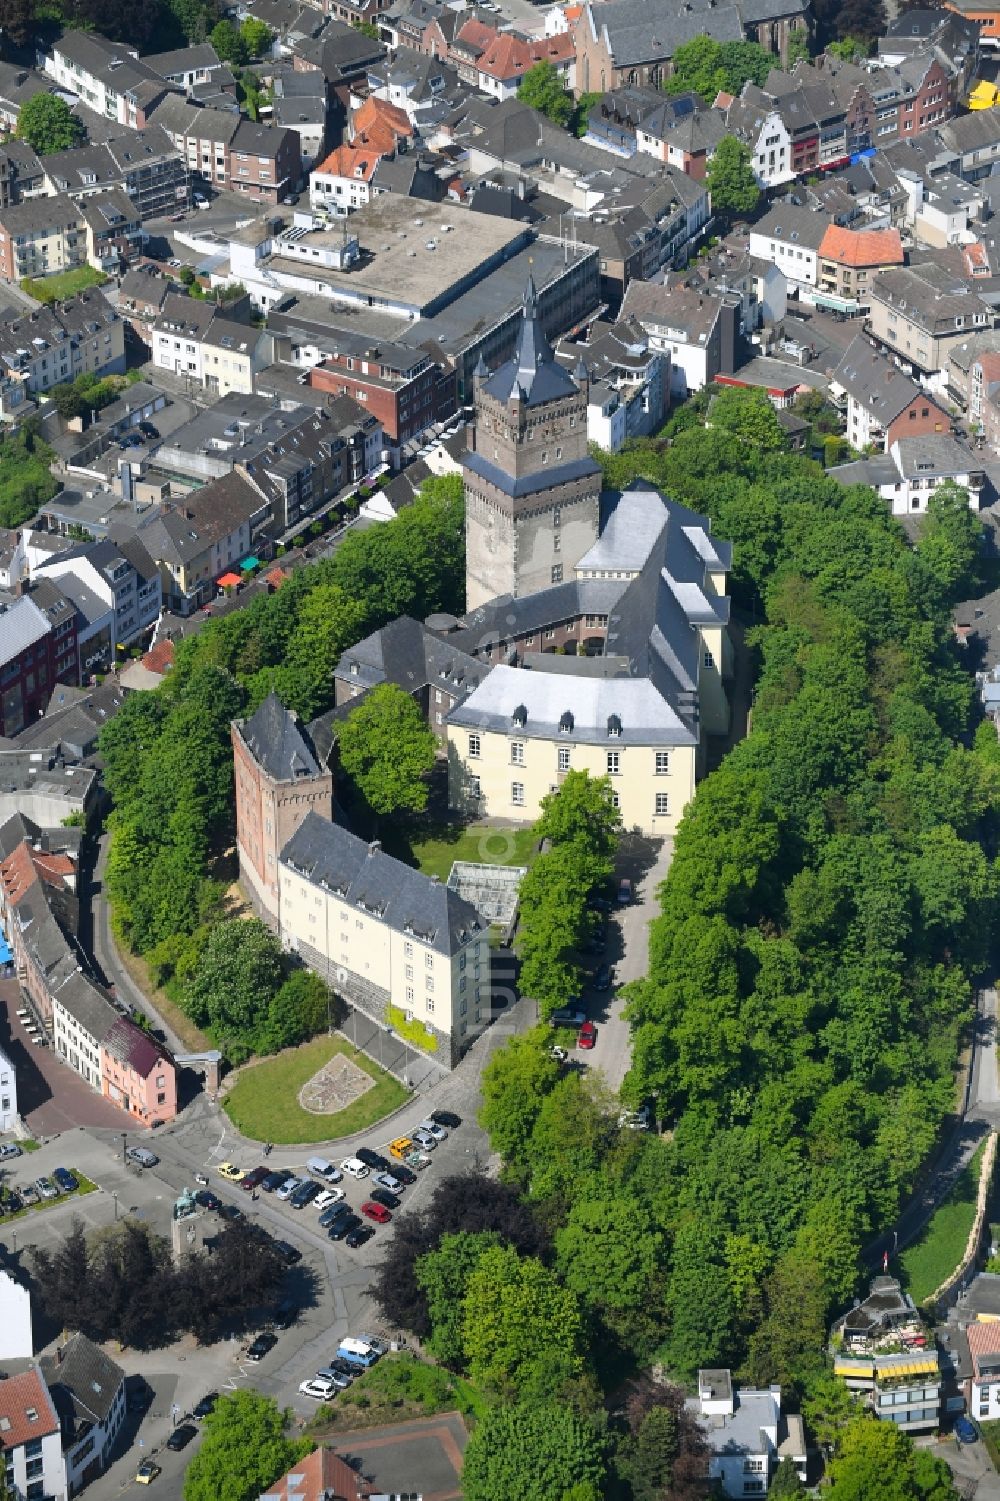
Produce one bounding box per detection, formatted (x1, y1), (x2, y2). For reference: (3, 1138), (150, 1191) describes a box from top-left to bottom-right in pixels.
(223, 1036), (409, 1144)
(18, 1140), (40, 1153)
(307, 1353), (486, 1433)
(400, 822), (539, 884)
(21, 265), (107, 304)
(980, 1419), (1000, 1470)
(900, 1140), (987, 1304)
(111, 940), (212, 1055)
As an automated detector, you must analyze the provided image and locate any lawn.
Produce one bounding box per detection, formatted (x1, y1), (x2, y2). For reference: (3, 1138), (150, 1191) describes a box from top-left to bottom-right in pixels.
(402, 822), (539, 883)
(899, 1140), (987, 1304)
(21, 266), (108, 304)
(980, 1419), (1000, 1470)
(223, 1036), (409, 1144)
(307, 1352), (487, 1433)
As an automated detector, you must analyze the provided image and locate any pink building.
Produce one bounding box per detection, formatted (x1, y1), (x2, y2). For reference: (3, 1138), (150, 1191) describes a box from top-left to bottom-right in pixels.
(101, 1019), (177, 1126)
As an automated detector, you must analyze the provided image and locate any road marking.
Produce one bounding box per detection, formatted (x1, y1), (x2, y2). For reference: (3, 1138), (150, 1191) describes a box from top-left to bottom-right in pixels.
(202, 1125), (226, 1167)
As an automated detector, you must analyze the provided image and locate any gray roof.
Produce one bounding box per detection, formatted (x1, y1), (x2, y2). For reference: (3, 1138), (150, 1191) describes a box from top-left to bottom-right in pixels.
(41, 1333), (124, 1429)
(334, 614), (483, 697)
(587, 0), (742, 67)
(833, 334), (935, 423)
(280, 811), (485, 955)
(237, 692), (324, 783)
(829, 454), (899, 488)
(576, 484), (671, 574)
(892, 432), (980, 477)
(481, 276), (588, 411)
(695, 1386), (781, 1457)
(144, 42), (222, 78)
(0, 597), (52, 668)
(752, 201), (830, 252)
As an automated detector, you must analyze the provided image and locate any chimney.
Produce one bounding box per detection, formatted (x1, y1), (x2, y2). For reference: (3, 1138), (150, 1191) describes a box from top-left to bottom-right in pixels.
(368, 840), (381, 855)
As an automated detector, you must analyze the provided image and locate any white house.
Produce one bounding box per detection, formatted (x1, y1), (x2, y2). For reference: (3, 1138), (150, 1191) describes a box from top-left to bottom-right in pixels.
(830, 434), (985, 515)
(0, 1270), (32, 1360)
(690, 1369), (806, 1499)
(42, 1334), (127, 1496)
(0, 1043), (16, 1134)
(748, 204), (826, 293)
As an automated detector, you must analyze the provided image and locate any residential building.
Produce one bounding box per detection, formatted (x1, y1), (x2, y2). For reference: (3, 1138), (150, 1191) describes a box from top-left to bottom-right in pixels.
(332, 614), (483, 743)
(0, 64), (56, 137)
(619, 281), (746, 397)
(41, 1335), (125, 1496)
(966, 1321), (1000, 1423)
(40, 31), (165, 127)
(939, 109), (1000, 181)
(0, 596), (77, 737)
(261, 1447), (370, 1501)
(831, 432), (985, 513)
(0, 1367), (66, 1501)
(0, 195), (85, 283)
(557, 316), (669, 449)
(690, 1370), (806, 1498)
(116, 265), (172, 348)
(101, 1016), (177, 1124)
(867, 262), (994, 387)
(147, 95), (237, 192)
(817, 224), (904, 313)
(35, 538), (161, 654)
(308, 337), (439, 448)
(228, 119), (301, 203)
(271, 75), (329, 171)
(832, 335), (951, 452)
(0, 1045), (15, 1132)
(634, 95), (727, 176)
(132, 472), (270, 614)
(748, 203), (828, 294)
(144, 42), (225, 91)
(0, 289), (124, 419)
(78, 189), (143, 274)
(0, 1271), (32, 1361)
(832, 1276), (941, 1432)
(309, 141), (381, 212)
(103, 126), (189, 220)
(279, 811), (489, 1066)
(463, 276), (603, 609)
(152, 292), (264, 396)
(232, 691), (333, 924)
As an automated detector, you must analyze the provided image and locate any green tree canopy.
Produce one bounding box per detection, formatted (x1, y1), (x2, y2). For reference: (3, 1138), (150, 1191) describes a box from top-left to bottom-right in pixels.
(826, 1414), (958, 1500)
(478, 1028), (562, 1171)
(667, 37), (775, 103)
(710, 386), (787, 453)
(415, 1230), (502, 1367)
(338, 681), (437, 821)
(183, 918), (287, 1061)
(183, 1392), (312, 1501)
(706, 134), (761, 217)
(239, 16), (273, 54)
(18, 94), (85, 155)
(462, 1243), (585, 1397)
(517, 62), (573, 125)
(462, 1402), (606, 1501)
(210, 18), (249, 63)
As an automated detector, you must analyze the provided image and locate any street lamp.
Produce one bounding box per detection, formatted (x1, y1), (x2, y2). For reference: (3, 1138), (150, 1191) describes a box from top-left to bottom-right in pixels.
(121, 1132), (126, 1164)
(112, 1191), (118, 1222)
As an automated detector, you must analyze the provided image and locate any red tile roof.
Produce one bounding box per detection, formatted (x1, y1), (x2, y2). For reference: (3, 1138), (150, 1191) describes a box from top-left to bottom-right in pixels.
(263, 1448), (370, 1501)
(0, 1368), (60, 1450)
(140, 639), (174, 676)
(354, 95), (413, 142)
(314, 142), (383, 183)
(968, 1319), (1000, 1379)
(0, 843), (39, 909)
(819, 224), (904, 268)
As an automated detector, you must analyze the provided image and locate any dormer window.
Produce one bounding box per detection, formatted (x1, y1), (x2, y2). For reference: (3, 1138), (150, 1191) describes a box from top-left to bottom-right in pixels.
(607, 714), (622, 738)
(559, 711), (574, 733)
(512, 704), (527, 729)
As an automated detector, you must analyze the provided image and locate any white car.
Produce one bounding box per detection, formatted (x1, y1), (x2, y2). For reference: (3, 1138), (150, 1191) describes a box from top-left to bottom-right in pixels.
(549, 1045), (568, 1063)
(411, 1129), (437, 1151)
(275, 1176), (304, 1201)
(418, 1119), (448, 1142)
(372, 1171), (402, 1193)
(340, 1157), (370, 1180)
(313, 1188), (346, 1212)
(299, 1378), (338, 1400)
(167, 258), (182, 268)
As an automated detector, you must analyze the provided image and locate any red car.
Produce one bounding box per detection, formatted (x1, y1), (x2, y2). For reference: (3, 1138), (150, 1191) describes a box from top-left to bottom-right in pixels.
(361, 1200), (391, 1224)
(578, 1020), (597, 1050)
(240, 1166), (269, 1192)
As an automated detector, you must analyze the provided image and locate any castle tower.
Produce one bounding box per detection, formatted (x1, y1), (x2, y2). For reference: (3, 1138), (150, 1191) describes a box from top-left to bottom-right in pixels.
(463, 277), (602, 609)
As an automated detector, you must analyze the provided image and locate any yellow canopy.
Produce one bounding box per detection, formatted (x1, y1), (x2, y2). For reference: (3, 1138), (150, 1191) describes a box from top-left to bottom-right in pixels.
(968, 80), (999, 110)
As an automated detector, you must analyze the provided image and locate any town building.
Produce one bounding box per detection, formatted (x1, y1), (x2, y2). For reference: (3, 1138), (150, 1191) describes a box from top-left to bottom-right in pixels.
(331, 614), (483, 745)
(0, 290), (126, 419)
(831, 433), (986, 513)
(867, 262), (994, 387)
(129, 473), (270, 614)
(228, 119), (301, 203)
(817, 224), (904, 312)
(261, 1447), (370, 1501)
(152, 293), (264, 396)
(0, 1044), (15, 1133)
(0, 195), (86, 283)
(41, 1334), (126, 1496)
(280, 812), (489, 1067)
(619, 281), (746, 397)
(308, 338), (441, 451)
(831, 1276), (942, 1433)
(463, 276), (603, 609)
(40, 31), (167, 128)
(832, 335), (951, 452)
(35, 538), (161, 655)
(748, 203), (828, 295)
(0, 596), (78, 737)
(0, 1367), (66, 1501)
(690, 1369), (806, 1498)
(232, 691), (333, 924)
(557, 316), (669, 450)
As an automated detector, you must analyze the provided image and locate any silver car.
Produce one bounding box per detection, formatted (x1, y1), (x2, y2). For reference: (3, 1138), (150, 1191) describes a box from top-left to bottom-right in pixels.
(275, 1176), (304, 1201)
(410, 1129), (437, 1151)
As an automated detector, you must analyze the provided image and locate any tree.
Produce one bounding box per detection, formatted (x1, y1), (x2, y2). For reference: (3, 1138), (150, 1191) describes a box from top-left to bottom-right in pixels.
(462, 1244), (585, 1397)
(786, 27), (811, 64)
(31, 1218), (91, 1334)
(827, 35), (870, 60)
(479, 1029), (562, 1171)
(210, 19), (248, 64)
(533, 769), (621, 865)
(826, 1414), (958, 1500)
(706, 135), (761, 217)
(240, 17), (273, 54)
(255, 969), (331, 1054)
(912, 481), (984, 606)
(182, 918), (287, 1061)
(572, 90), (602, 137)
(462, 1402), (606, 1501)
(338, 682), (436, 823)
(554, 1195), (663, 1338)
(17, 95), (85, 156)
(0, 0), (34, 45)
(710, 387), (787, 453)
(183, 1392), (311, 1501)
(667, 37), (775, 103)
(517, 62), (573, 126)
(415, 1230), (502, 1367)
(769, 1457), (807, 1497)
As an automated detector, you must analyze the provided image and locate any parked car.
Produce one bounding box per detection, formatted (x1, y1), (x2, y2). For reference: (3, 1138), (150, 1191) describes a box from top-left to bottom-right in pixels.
(617, 877), (633, 904)
(118, 433), (144, 450)
(138, 422), (160, 439)
(275, 1175), (303, 1201)
(593, 964), (612, 992)
(356, 1148), (390, 1172)
(135, 1461), (161, 1485)
(583, 920), (607, 955)
(410, 1129), (437, 1152)
(313, 1188), (346, 1212)
(389, 1137), (413, 1161)
(246, 1332), (277, 1361)
(299, 1378), (337, 1401)
(369, 1187), (399, 1211)
(405, 1151), (431, 1171)
(319, 1204), (352, 1230)
(34, 1178), (58, 1200)
(372, 1171), (402, 1193)
(126, 1147), (158, 1168)
(192, 1393), (218, 1419)
(216, 1162), (245, 1182)
(290, 1180), (320, 1210)
(217, 1202), (242, 1221)
(240, 1166), (269, 1192)
(361, 1200), (391, 1224)
(273, 1300), (298, 1330)
(578, 1020), (597, 1050)
(326, 1358), (358, 1380)
(340, 1158), (370, 1180)
(346, 1224), (375, 1248)
(955, 1417), (978, 1444)
(391, 1164), (416, 1186)
(166, 1425), (196, 1452)
(194, 1189), (222, 1210)
(0, 1144), (21, 1161)
(52, 1168), (78, 1192)
(168, 212), (185, 222)
(316, 1366), (352, 1390)
(261, 1170), (294, 1193)
(127, 1380), (151, 1414)
(18, 1184), (39, 1206)
(328, 1213), (361, 1241)
(549, 1007), (585, 1028)
(271, 1240), (301, 1265)
(430, 1110), (461, 1129)
(549, 1045), (568, 1063)
(417, 1118), (448, 1142)
(2, 1190), (22, 1213)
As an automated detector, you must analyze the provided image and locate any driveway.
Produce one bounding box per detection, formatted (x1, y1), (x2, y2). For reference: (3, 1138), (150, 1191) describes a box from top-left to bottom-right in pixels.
(583, 837), (673, 1092)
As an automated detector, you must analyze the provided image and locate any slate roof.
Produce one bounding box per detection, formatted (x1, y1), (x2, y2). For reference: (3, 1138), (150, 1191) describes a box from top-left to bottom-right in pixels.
(0, 597), (52, 669)
(280, 812), (485, 955)
(135, 472), (265, 566)
(41, 1333), (124, 1428)
(103, 1015), (172, 1078)
(145, 43), (222, 78)
(481, 275), (582, 409)
(237, 691), (324, 783)
(892, 432), (980, 478)
(833, 334), (938, 423)
(752, 201), (830, 252)
(334, 614), (483, 698)
(576, 484), (671, 574)
(586, 0), (742, 66)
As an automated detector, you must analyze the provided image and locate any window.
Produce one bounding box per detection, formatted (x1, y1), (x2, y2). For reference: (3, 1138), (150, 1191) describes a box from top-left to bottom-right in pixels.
(468, 733), (480, 758)
(404, 941), (413, 957)
(406, 986), (414, 1004)
(607, 751), (620, 775)
(558, 746), (570, 772)
(655, 751), (670, 775)
(611, 790), (620, 809)
(425, 951), (433, 968)
(510, 741), (524, 766)
(511, 781), (525, 806)
(655, 793), (669, 816)
(703, 649), (714, 668)
(405, 964), (413, 980)
(426, 976), (434, 992)
(551, 564), (563, 584)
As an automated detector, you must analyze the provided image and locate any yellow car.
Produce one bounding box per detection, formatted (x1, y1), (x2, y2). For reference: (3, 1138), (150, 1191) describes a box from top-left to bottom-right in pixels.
(217, 1162), (245, 1182)
(136, 1461), (161, 1486)
(389, 1137), (413, 1161)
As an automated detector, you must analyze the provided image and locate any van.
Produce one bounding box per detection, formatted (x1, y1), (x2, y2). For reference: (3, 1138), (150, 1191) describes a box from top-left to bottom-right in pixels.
(389, 1137), (413, 1161)
(336, 1338), (379, 1367)
(307, 1156), (342, 1184)
(340, 1157), (370, 1181)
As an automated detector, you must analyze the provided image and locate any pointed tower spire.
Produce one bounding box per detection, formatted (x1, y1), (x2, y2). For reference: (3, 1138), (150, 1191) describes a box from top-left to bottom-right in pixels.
(514, 273), (555, 387)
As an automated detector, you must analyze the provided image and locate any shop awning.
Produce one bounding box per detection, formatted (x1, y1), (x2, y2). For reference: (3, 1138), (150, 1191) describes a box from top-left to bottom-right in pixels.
(0, 930), (11, 966)
(217, 572), (241, 588)
(240, 555), (260, 572)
